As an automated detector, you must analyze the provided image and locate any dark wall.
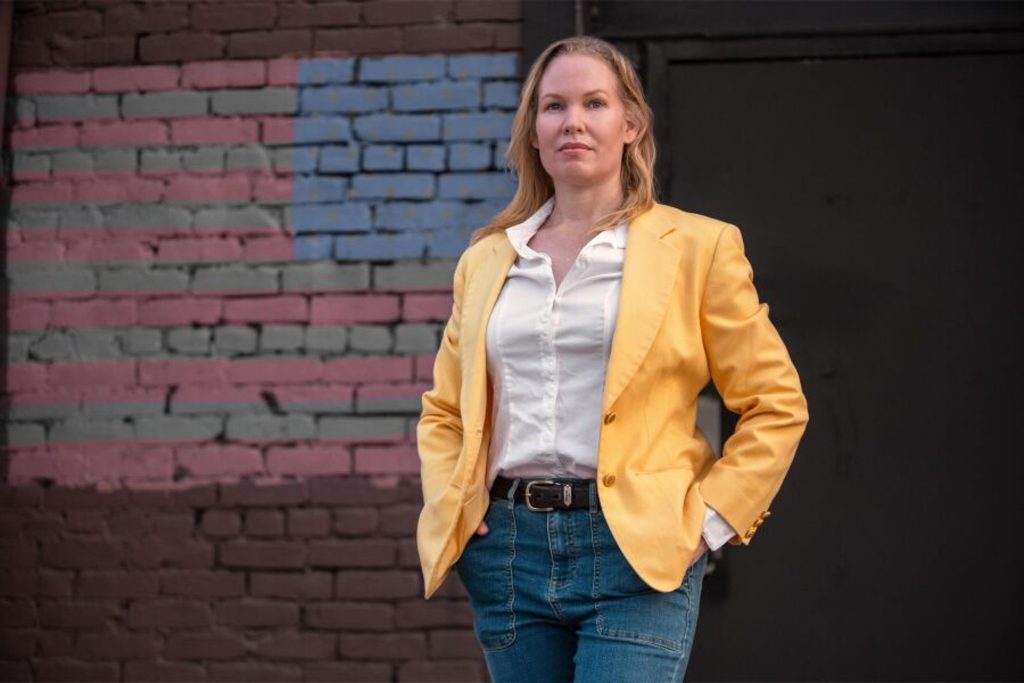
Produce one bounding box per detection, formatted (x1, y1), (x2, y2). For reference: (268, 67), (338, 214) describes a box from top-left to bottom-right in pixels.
(523, 1), (1024, 679)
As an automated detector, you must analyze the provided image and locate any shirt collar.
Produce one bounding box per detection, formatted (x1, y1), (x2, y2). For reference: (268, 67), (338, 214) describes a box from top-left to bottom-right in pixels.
(504, 196), (629, 259)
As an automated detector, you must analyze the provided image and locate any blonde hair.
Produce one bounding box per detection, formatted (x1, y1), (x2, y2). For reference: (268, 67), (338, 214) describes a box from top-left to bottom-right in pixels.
(469, 36), (658, 245)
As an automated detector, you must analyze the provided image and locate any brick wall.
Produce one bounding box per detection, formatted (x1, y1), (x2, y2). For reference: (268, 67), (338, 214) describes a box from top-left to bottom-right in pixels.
(3, 0), (524, 679)
(0, 477), (482, 682)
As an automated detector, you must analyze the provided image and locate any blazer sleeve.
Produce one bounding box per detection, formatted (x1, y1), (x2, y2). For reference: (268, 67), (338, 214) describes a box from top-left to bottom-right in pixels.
(417, 251), (469, 506)
(697, 223), (809, 546)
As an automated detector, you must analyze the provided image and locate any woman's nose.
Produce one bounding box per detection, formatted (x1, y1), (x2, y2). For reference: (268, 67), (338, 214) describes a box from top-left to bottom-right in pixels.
(562, 104), (584, 133)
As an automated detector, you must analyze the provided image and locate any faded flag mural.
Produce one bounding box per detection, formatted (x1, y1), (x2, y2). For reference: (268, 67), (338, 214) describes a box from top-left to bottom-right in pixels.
(4, 53), (520, 486)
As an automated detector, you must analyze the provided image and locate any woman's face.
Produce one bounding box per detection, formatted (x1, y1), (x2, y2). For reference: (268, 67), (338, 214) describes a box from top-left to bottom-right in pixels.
(531, 53), (638, 191)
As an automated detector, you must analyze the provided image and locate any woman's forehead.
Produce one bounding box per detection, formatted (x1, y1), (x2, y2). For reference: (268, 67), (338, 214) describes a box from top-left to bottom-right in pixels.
(538, 54), (620, 98)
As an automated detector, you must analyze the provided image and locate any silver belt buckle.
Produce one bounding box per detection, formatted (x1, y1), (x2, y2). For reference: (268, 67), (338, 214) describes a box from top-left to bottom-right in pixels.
(524, 480), (572, 511)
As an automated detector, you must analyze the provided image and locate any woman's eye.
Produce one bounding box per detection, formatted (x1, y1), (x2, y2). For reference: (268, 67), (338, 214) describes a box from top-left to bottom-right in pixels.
(588, 100), (605, 108)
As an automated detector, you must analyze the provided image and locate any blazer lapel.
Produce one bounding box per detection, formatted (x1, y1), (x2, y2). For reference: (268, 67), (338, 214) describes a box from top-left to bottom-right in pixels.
(601, 205), (682, 413)
(460, 237), (517, 433)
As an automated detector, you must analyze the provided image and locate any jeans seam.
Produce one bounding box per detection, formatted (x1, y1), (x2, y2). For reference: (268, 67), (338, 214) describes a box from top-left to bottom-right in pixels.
(480, 500), (518, 652)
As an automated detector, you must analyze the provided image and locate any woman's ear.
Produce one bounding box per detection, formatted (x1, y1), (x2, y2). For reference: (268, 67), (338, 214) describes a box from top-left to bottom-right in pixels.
(624, 115), (639, 145)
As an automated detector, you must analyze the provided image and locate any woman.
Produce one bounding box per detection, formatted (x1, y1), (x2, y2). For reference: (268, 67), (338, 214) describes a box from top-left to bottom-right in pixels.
(416, 36), (809, 682)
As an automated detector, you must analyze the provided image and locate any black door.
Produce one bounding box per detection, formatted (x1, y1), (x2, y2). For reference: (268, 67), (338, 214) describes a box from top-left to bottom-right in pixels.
(528, 2), (1024, 678)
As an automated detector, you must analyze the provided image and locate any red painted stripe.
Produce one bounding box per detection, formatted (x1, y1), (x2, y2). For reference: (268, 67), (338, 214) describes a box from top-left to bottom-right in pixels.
(3, 357), (421, 393)
(9, 170), (285, 206)
(10, 116), (286, 150)
(12, 58), (297, 96)
(4, 439), (402, 485)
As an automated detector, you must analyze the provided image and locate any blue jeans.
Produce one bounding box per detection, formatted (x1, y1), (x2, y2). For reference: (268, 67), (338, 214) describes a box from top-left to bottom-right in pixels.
(454, 477), (708, 683)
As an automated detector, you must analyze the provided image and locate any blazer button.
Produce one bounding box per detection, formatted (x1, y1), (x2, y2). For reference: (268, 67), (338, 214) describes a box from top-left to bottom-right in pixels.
(602, 473), (616, 487)
(603, 412), (616, 425)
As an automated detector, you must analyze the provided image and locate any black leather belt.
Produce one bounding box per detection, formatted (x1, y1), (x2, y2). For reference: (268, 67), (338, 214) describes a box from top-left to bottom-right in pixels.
(490, 475), (598, 511)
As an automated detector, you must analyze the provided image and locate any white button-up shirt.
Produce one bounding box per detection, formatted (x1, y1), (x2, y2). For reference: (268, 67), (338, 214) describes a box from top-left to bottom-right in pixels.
(484, 197), (737, 551)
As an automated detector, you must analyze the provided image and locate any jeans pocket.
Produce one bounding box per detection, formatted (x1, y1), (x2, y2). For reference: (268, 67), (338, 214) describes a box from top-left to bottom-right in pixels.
(454, 500), (517, 651)
(593, 511), (705, 653)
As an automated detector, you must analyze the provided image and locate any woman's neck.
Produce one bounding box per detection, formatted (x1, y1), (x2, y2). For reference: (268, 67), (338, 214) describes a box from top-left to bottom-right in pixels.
(546, 177), (624, 234)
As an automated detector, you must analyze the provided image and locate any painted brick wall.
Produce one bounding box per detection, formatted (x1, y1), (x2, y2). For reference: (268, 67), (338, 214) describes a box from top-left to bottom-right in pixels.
(2, 0), (523, 680)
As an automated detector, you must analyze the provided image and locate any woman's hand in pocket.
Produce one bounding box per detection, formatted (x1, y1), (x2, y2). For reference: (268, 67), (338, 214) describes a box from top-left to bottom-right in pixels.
(688, 537), (708, 568)
(475, 520), (489, 536)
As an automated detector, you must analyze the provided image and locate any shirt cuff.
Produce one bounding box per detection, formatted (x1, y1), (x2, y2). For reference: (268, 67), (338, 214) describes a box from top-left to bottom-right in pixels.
(702, 504), (738, 551)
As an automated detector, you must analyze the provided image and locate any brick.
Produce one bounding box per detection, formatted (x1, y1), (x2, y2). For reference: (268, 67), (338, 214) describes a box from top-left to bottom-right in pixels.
(124, 661), (205, 682)
(484, 80), (518, 108)
(353, 113), (440, 141)
(405, 23), (494, 52)
(363, 0), (452, 24)
(161, 571), (245, 598)
(140, 32), (226, 63)
(42, 539), (124, 568)
(200, 510), (242, 538)
(215, 599), (299, 627)
(306, 602), (393, 630)
(65, 510), (107, 534)
(448, 53), (519, 79)
(122, 91), (209, 118)
(255, 632), (335, 660)
(405, 144), (445, 171)
(229, 30), (312, 59)
(360, 55), (446, 83)
(38, 601), (121, 629)
(221, 540), (308, 569)
(19, 9), (102, 39)
(393, 80), (480, 112)
(443, 111), (516, 141)
(245, 509), (284, 537)
(279, 2), (360, 28)
(396, 599), (474, 628)
(127, 539), (214, 569)
(429, 628), (480, 658)
(304, 662), (392, 682)
(266, 447), (351, 478)
(171, 117), (259, 145)
(324, 508), (373, 541)
(33, 661), (120, 682)
(290, 202), (370, 234)
(129, 600), (212, 629)
(209, 663), (303, 682)
(495, 21), (521, 49)
(35, 93), (118, 122)
(300, 85), (387, 114)
(438, 171), (513, 200)
(0, 630), (36, 658)
(182, 60), (267, 89)
(293, 175), (346, 203)
(251, 572), (332, 599)
(314, 27), (402, 55)
(191, 3), (277, 30)
(308, 539), (396, 568)
(335, 570), (420, 599)
(351, 173), (434, 199)
(93, 66), (180, 93)
(311, 476), (401, 506)
(286, 509), (331, 537)
(78, 571), (159, 599)
(77, 632), (161, 659)
(455, 0), (522, 20)
(13, 70), (91, 95)
(0, 599), (36, 627)
(103, 3), (189, 35)
(337, 632), (427, 660)
(212, 88), (297, 115)
(166, 632), (247, 660)
(399, 660), (485, 682)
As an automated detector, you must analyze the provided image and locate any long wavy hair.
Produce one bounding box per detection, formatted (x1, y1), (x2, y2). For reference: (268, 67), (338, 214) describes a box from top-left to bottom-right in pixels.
(469, 36), (658, 245)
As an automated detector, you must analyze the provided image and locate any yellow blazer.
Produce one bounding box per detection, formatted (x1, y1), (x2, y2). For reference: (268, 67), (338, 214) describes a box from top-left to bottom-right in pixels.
(416, 201), (809, 600)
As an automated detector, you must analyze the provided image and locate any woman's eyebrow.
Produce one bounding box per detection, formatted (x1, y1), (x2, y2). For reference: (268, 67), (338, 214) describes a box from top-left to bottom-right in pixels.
(540, 89), (609, 100)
